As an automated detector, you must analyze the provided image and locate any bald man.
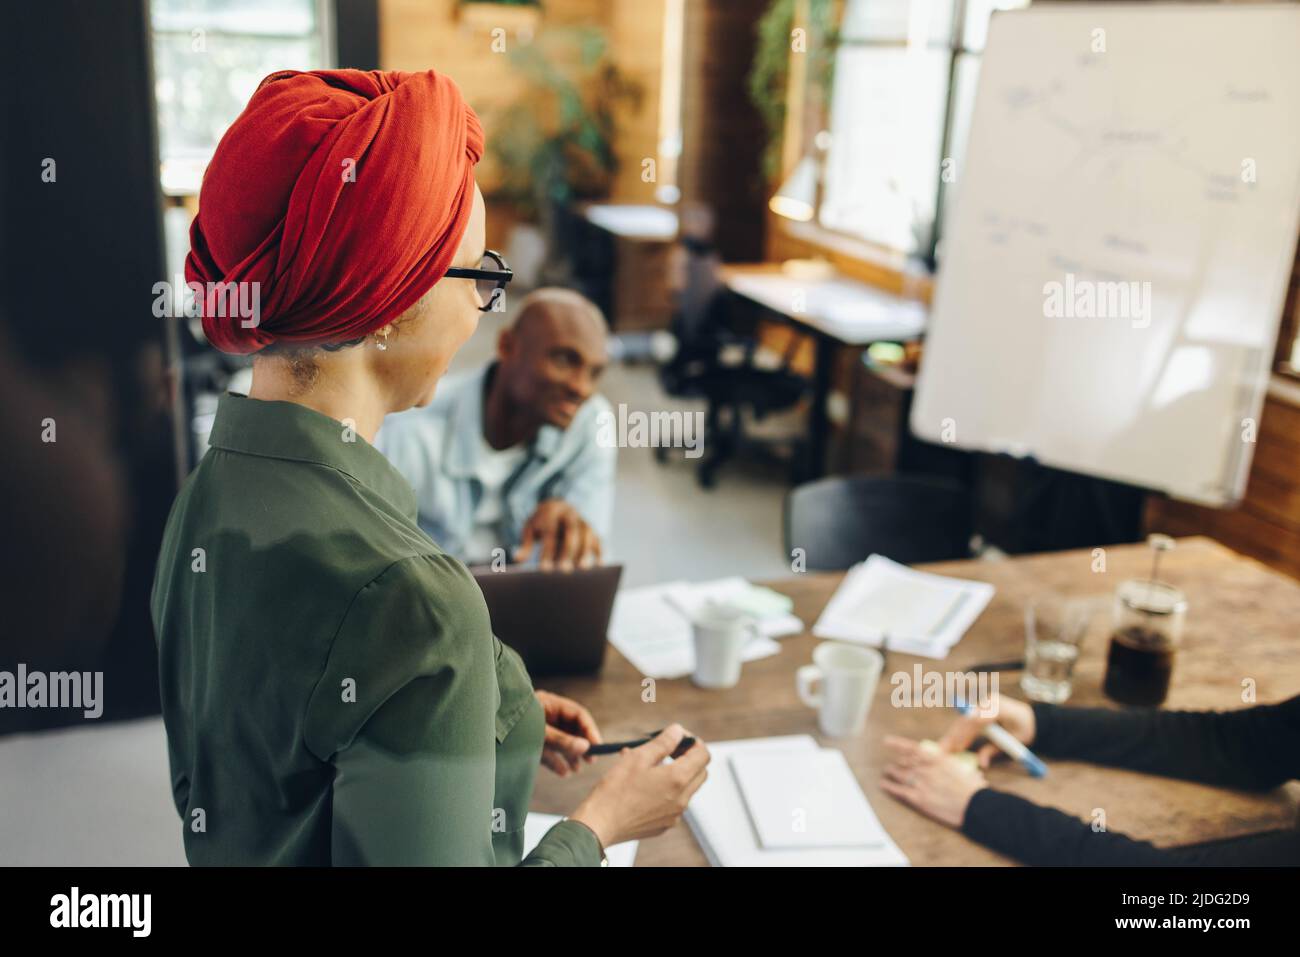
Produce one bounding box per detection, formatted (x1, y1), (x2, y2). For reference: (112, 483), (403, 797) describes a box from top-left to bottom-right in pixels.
(377, 287), (613, 570)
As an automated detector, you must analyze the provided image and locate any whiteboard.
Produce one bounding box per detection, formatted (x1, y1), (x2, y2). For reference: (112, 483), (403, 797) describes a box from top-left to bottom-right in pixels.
(910, 4), (1300, 506)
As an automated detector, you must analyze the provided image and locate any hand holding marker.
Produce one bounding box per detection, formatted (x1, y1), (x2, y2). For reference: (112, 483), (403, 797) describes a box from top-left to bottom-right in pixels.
(956, 701), (1048, 778)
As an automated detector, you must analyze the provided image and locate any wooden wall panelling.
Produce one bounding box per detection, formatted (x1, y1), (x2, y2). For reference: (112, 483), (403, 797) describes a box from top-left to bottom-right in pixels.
(678, 0), (770, 262)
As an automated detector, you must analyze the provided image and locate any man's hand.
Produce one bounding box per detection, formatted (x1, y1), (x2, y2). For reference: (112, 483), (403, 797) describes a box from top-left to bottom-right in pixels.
(535, 690), (602, 777)
(514, 499), (602, 571)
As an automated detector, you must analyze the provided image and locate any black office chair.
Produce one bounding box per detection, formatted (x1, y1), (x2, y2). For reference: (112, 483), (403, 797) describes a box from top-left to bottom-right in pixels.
(783, 474), (973, 571)
(657, 213), (809, 488)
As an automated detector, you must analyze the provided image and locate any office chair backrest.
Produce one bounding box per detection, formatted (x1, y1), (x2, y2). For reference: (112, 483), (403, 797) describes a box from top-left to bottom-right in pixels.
(673, 236), (726, 349)
(784, 474), (973, 571)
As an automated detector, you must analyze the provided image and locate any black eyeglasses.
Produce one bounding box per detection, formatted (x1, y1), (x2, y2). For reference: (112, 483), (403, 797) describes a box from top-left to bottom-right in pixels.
(444, 249), (513, 312)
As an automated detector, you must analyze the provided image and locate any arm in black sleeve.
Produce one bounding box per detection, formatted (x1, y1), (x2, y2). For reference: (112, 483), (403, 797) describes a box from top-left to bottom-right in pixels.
(1030, 695), (1300, 791)
(962, 789), (1300, 866)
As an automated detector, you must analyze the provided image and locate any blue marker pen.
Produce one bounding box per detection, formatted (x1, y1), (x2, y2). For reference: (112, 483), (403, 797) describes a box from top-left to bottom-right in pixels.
(957, 702), (1048, 778)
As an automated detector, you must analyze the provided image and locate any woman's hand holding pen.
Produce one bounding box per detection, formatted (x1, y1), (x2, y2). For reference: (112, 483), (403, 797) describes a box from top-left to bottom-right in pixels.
(880, 693), (1036, 828)
(535, 690), (602, 776)
(569, 724), (711, 847)
(938, 693), (1036, 768)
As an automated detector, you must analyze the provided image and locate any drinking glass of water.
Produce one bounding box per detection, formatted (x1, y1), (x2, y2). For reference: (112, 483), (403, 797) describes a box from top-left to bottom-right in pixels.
(1021, 596), (1097, 703)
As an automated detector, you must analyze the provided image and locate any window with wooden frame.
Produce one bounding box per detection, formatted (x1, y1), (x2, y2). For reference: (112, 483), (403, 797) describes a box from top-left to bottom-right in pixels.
(786, 0), (1300, 386)
(152, 0), (333, 196)
(817, 0), (1029, 265)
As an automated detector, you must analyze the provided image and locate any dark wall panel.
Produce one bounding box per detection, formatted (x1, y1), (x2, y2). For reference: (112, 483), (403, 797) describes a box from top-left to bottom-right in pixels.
(0, 0), (176, 733)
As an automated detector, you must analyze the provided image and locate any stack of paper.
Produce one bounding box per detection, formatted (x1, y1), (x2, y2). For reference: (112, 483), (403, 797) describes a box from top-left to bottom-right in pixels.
(683, 736), (909, 867)
(522, 813), (638, 867)
(609, 578), (803, 679)
(661, 577), (798, 626)
(813, 555), (994, 658)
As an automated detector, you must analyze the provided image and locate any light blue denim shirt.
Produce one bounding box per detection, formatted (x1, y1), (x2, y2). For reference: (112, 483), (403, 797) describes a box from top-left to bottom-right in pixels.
(375, 363), (616, 562)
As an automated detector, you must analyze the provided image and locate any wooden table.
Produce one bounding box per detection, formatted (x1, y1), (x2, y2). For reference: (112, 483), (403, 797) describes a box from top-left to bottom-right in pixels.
(531, 538), (1300, 865)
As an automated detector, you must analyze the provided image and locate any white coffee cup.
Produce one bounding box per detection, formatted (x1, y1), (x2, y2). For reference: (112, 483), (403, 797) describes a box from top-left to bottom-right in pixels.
(691, 602), (757, 689)
(796, 642), (884, 737)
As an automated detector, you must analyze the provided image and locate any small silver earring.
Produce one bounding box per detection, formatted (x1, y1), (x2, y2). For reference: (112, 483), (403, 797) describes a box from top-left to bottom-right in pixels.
(375, 330), (390, 351)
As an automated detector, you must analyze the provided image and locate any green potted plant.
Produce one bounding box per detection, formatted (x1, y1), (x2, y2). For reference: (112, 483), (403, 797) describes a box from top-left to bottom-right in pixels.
(486, 26), (640, 219)
(484, 25), (641, 281)
(748, 0), (838, 182)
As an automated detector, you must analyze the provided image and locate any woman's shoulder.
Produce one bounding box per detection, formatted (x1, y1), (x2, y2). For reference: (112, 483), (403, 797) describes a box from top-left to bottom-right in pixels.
(303, 551), (497, 761)
(176, 444), (432, 568)
(353, 551), (486, 625)
(156, 449), (472, 647)
(333, 550), (495, 676)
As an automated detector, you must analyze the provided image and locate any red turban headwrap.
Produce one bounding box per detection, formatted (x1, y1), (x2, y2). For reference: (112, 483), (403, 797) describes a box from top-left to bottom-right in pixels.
(186, 69), (484, 355)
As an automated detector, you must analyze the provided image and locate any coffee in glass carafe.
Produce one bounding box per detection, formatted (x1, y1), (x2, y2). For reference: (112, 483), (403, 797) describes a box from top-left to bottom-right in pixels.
(1103, 579), (1187, 706)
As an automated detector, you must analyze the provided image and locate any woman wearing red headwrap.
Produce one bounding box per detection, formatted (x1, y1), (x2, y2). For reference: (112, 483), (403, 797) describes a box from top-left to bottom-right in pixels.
(151, 69), (709, 865)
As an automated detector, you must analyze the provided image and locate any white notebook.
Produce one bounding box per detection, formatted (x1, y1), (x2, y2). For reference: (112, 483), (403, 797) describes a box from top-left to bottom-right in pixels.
(731, 749), (887, 850)
(812, 554), (994, 659)
(683, 736), (909, 867)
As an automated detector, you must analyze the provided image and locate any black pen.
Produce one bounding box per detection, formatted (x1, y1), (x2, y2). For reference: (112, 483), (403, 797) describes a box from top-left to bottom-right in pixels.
(967, 658), (1026, 673)
(585, 729), (697, 756)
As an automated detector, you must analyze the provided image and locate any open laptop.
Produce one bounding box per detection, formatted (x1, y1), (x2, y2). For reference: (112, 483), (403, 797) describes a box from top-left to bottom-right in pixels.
(470, 564), (624, 676)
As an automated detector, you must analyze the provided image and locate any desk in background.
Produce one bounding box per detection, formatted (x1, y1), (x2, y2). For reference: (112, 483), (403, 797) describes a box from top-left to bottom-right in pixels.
(572, 203), (679, 333)
(718, 263), (927, 480)
(582, 204), (679, 241)
(531, 537), (1300, 865)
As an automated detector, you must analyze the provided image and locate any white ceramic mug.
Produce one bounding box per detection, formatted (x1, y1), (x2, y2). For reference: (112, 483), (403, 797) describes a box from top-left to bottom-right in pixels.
(691, 602), (757, 689)
(796, 642), (884, 737)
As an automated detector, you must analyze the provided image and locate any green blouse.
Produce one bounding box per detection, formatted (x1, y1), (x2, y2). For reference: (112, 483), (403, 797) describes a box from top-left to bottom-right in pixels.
(150, 393), (601, 866)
